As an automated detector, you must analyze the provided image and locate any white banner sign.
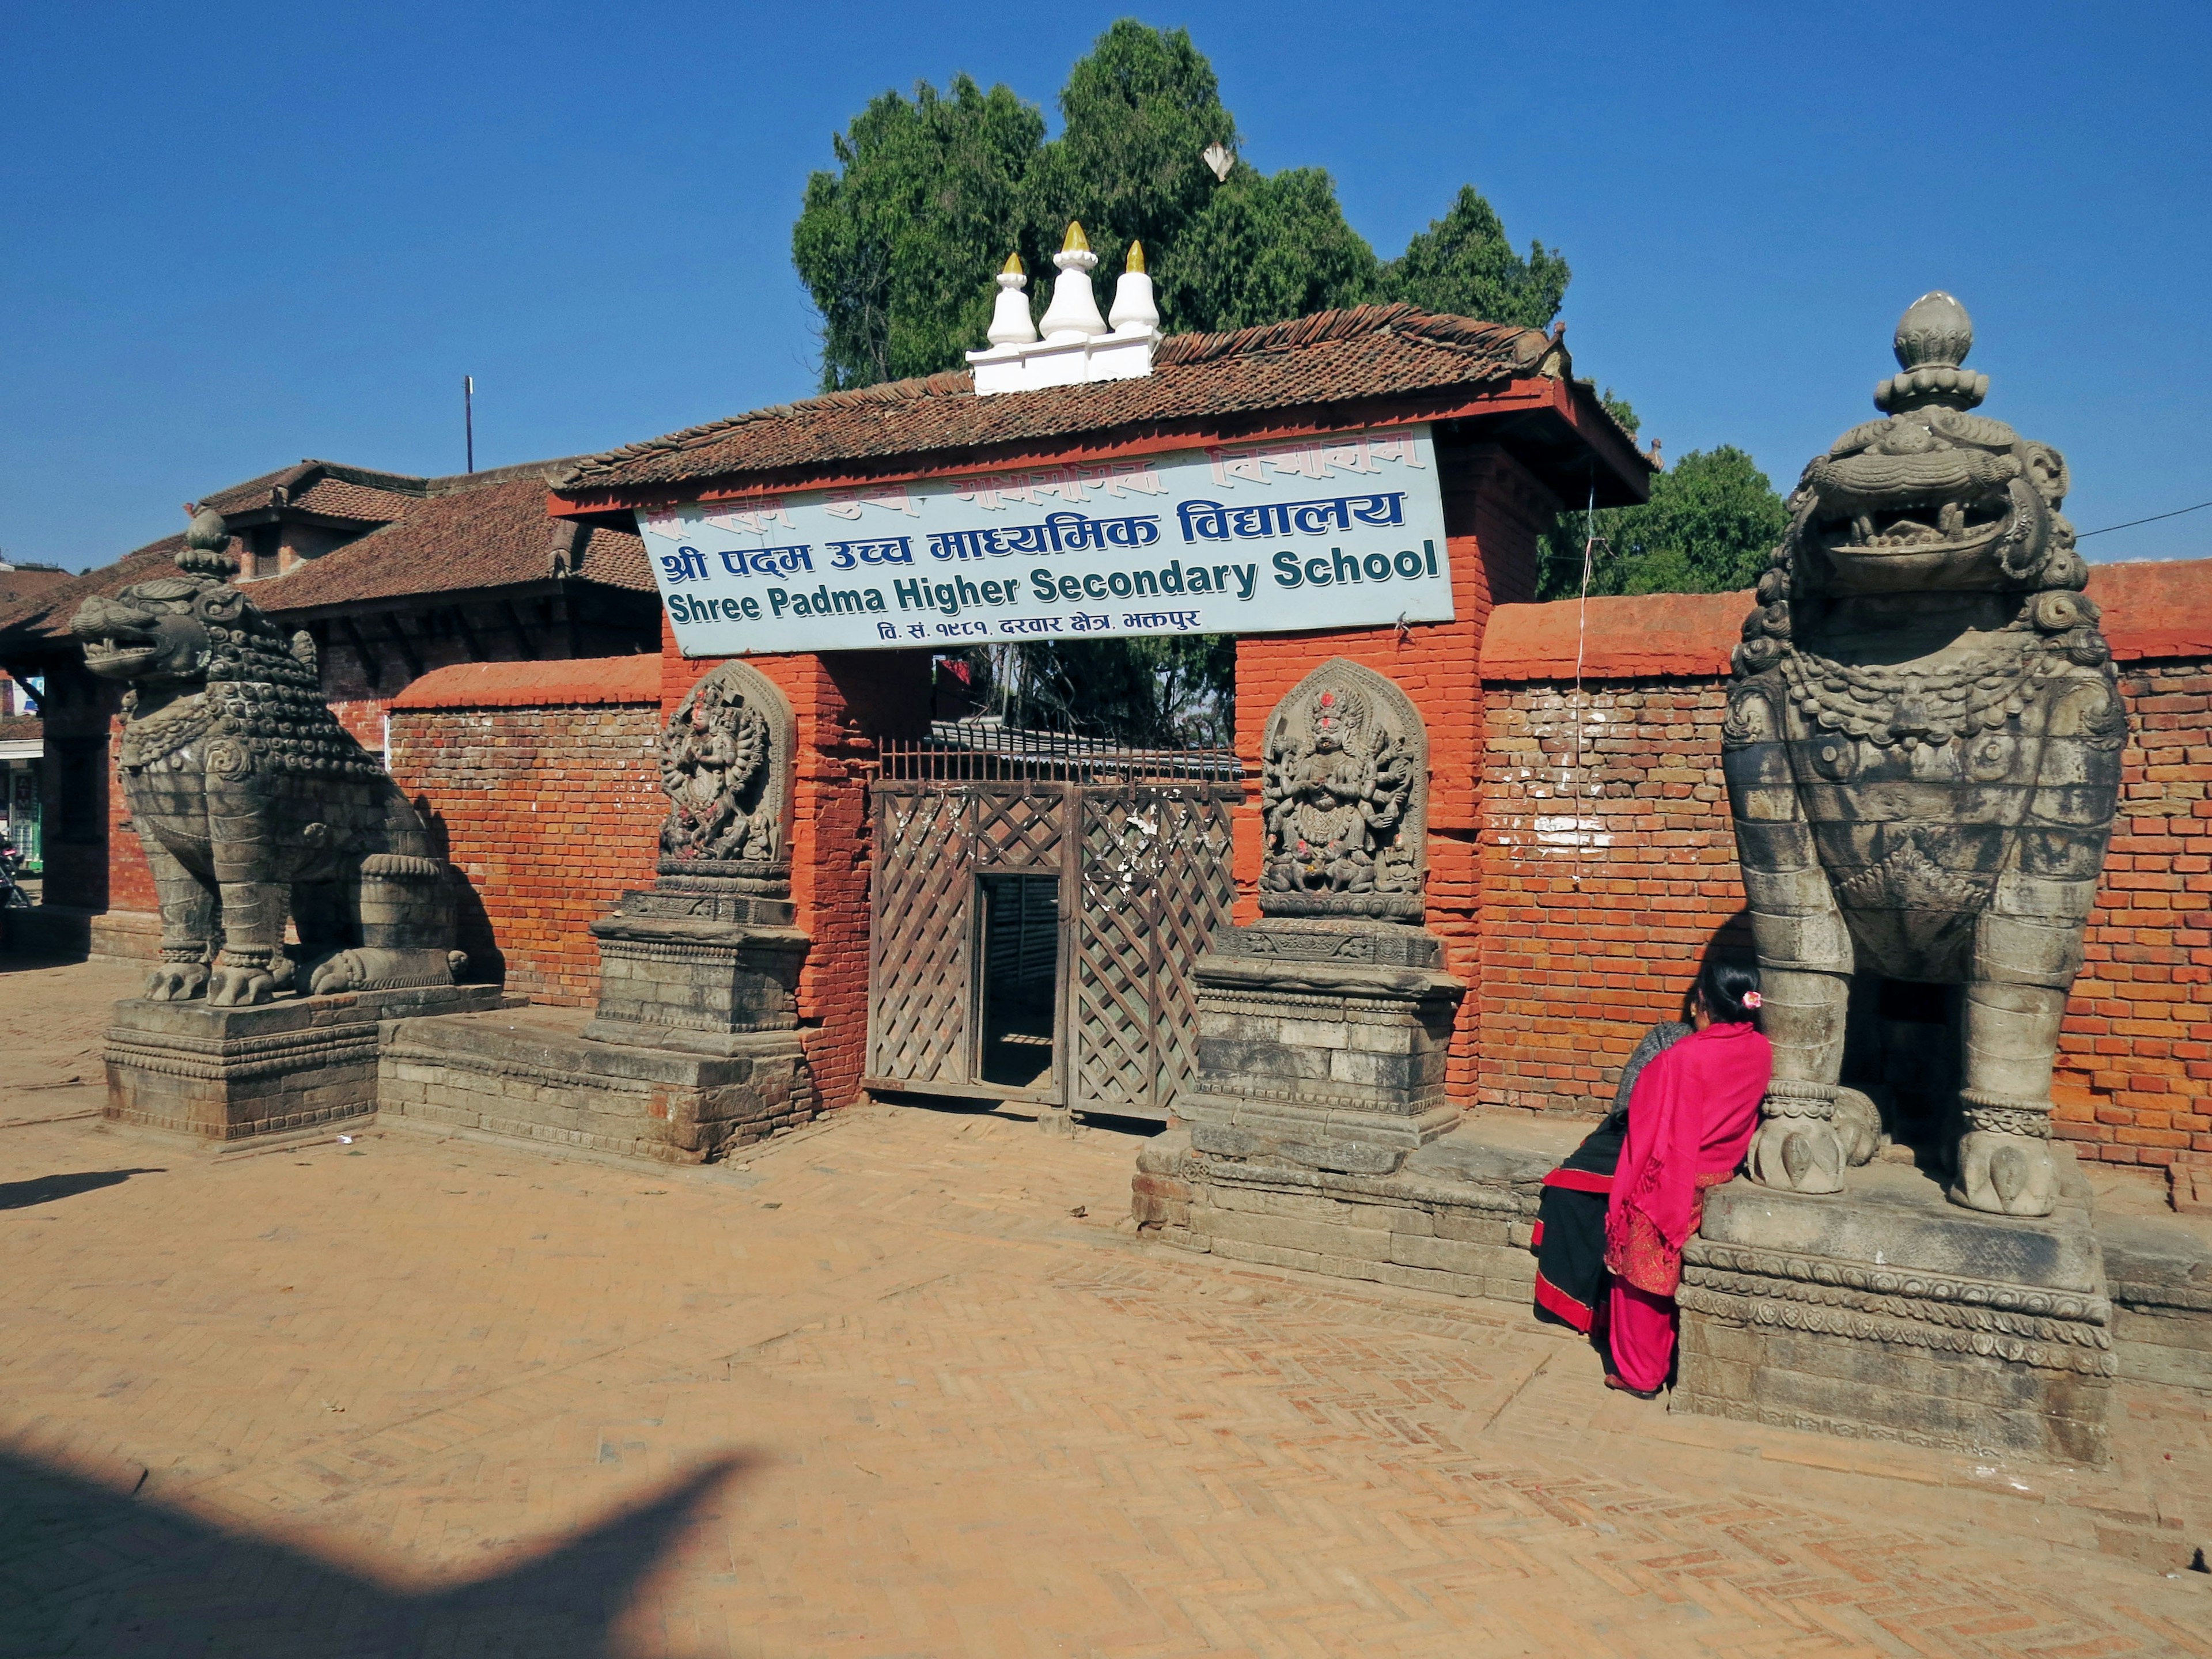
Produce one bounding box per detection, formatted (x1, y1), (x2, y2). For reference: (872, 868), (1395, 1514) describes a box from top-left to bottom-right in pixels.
(637, 423), (1452, 657)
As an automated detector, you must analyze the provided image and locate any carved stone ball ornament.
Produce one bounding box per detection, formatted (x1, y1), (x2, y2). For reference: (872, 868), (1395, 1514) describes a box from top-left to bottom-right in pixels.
(1259, 658), (1428, 922)
(657, 660), (794, 879)
(68, 506), (465, 1007)
(1721, 293), (2123, 1217)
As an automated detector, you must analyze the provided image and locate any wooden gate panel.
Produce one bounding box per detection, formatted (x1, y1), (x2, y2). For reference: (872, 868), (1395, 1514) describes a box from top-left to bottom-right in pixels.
(1071, 791), (1164, 1115)
(968, 788), (1063, 869)
(1148, 791), (1238, 1115)
(867, 787), (973, 1086)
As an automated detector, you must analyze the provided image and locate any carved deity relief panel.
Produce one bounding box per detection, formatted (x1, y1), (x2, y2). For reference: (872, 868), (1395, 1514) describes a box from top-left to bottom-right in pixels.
(1257, 658), (1428, 922)
(657, 660), (795, 877)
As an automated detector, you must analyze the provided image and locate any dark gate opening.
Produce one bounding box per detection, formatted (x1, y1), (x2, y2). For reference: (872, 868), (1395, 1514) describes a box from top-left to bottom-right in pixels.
(977, 871), (1059, 1090)
(866, 724), (1241, 1122)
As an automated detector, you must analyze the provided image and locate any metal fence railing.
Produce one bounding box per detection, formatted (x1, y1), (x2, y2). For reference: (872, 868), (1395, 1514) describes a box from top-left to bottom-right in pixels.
(878, 721), (1244, 785)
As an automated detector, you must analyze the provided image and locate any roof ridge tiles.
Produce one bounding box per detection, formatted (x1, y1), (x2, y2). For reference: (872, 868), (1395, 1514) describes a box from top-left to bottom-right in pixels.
(556, 304), (1555, 495)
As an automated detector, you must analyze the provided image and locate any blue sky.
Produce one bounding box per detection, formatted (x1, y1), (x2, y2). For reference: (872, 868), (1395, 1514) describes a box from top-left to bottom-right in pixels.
(4, 2), (2207, 572)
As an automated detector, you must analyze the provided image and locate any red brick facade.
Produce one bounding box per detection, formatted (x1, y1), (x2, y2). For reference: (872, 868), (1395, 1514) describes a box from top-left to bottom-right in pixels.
(387, 657), (665, 1005)
(1475, 569), (2212, 1172)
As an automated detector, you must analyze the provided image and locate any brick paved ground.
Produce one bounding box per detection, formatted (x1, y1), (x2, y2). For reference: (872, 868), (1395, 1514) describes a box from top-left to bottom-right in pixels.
(2, 957), (2209, 1657)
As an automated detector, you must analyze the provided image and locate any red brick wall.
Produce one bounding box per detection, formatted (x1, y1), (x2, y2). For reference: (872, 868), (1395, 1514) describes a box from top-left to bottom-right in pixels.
(662, 638), (933, 1113)
(387, 668), (664, 1005)
(1475, 574), (2212, 1172)
(1232, 441), (1554, 1094)
(1477, 675), (1747, 1116)
(2059, 659), (2212, 1166)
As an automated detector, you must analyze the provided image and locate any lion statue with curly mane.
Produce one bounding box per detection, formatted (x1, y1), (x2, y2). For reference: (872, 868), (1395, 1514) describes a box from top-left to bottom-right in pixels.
(1721, 293), (2123, 1218)
(70, 506), (466, 1007)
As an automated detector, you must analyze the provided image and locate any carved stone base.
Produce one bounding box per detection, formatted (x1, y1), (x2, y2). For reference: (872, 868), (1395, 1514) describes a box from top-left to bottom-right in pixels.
(1135, 1121), (1554, 1299)
(1136, 1118), (2207, 1454)
(103, 983), (516, 1142)
(381, 1009), (812, 1165)
(581, 888), (806, 1057)
(1174, 921), (1464, 1175)
(1677, 1154), (2114, 1464)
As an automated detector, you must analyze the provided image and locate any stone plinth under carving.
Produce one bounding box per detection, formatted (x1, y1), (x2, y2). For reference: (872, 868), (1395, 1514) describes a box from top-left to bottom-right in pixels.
(379, 661), (817, 1162)
(1677, 1157), (2114, 1464)
(105, 983), (514, 1142)
(582, 873), (806, 1058)
(379, 1003), (809, 1165)
(1178, 920), (1462, 1173)
(1173, 660), (1461, 1176)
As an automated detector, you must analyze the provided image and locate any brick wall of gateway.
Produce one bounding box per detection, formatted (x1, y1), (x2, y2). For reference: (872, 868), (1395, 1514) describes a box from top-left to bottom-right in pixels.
(387, 657), (666, 1006)
(391, 643), (933, 1113)
(1474, 562), (2212, 1174)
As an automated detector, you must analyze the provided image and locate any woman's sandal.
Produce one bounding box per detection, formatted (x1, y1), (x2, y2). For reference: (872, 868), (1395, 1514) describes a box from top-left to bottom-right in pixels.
(1604, 1373), (1662, 1401)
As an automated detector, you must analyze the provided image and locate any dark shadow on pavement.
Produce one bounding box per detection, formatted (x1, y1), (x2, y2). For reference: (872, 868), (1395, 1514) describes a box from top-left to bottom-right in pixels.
(0, 1169), (165, 1211)
(0, 1446), (750, 1658)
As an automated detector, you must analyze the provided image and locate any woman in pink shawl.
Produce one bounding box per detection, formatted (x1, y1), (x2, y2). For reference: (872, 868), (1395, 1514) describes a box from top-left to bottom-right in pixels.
(1533, 958), (1771, 1398)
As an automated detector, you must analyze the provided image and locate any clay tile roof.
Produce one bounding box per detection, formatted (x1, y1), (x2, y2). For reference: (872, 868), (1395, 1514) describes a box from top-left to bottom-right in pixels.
(1478, 558), (2212, 681)
(389, 654), (661, 710)
(0, 565), (70, 610)
(558, 304), (1563, 499)
(288, 478), (416, 522)
(0, 459), (645, 654)
(259, 473), (650, 612)
(0, 533), (196, 653)
(196, 464), (320, 517)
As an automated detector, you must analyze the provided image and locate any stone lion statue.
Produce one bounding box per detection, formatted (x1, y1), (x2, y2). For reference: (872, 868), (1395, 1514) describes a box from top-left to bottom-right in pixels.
(1722, 293), (2122, 1216)
(70, 507), (466, 1006)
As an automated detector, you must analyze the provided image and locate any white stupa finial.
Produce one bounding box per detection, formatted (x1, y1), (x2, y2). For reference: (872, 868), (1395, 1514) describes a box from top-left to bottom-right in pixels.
(986, 252), (1037, 347)
(1108, 240), (1158, 335)
(1037, 221), (1107, 342)
(967, 222), (1155, 395)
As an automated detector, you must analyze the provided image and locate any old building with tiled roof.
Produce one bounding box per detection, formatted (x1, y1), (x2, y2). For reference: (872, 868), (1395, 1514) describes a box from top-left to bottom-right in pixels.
(0, 456), (658, 953)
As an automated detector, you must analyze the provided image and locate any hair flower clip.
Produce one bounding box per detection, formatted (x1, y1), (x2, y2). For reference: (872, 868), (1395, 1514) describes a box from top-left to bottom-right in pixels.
(1741, 991), (1762, 1009)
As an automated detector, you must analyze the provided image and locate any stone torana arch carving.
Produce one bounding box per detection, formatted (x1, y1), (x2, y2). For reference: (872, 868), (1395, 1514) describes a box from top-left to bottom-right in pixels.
(657, 660), (794, 878)
(1259, 658), (1428, 922)
(1722, 292), (2122, 1217)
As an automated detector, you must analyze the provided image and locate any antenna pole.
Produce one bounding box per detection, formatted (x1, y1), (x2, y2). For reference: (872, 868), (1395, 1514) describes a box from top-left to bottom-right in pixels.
(464, 375), (475, 474)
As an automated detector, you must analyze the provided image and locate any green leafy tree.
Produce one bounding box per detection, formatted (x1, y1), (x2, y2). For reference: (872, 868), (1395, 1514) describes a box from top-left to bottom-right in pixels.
(794, 21), (1576, 391)
(794, 21), (1600, 740)
(1537, 446), (1789, 601)
(1023, 20), (1237, 313)
(1378, 185), (1570, 331)
(1158, 165), (1380, 334)
(792, 75), (1044, 391)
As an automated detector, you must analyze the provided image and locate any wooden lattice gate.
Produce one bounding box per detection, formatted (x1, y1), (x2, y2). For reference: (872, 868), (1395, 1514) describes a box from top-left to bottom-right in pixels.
(866, 733), (1240, 1121)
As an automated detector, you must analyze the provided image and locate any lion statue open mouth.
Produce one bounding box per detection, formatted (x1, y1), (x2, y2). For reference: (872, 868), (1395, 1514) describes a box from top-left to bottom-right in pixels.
(71, 507), (466, 1007)
(1722, 293), (2122, 1217)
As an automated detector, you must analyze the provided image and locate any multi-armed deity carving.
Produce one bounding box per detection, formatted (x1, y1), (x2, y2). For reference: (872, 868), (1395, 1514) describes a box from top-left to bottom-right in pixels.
(656, 662), (791, 880)
(586, 657), (804, 1052)
(1259, 658), (1427, 922)
(1722, 293), (2122, 1216)
(70, 508), (465, 1006)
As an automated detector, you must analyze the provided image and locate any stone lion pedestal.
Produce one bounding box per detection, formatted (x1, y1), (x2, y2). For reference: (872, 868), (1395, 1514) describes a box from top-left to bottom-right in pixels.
(1676, 1154), (2114, 1464)
(383, 662), (816, 1164)
(1683, 294), (2129, 1461)
(79, 505), (516, 1145)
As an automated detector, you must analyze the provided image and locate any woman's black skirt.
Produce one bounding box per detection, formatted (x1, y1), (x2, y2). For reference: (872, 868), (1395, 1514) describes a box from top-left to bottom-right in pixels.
(1532, 1116), (1625, 1333)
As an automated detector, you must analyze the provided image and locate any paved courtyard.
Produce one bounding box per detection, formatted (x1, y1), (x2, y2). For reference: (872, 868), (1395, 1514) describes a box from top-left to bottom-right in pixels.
(2, 956), (2208, 1658)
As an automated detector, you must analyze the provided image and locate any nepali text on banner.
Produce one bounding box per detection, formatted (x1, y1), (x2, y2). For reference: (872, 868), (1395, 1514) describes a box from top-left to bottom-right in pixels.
(636, 425), (1453, 656)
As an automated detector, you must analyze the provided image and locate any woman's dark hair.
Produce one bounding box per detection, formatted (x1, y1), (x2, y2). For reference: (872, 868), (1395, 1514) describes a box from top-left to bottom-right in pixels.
(1696, 957), (1762, 1024)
